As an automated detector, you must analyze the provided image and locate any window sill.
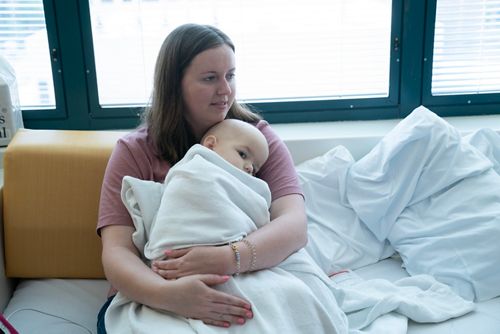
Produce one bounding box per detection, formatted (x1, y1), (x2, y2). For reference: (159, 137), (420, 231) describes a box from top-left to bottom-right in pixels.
(272, 113), (500, 163)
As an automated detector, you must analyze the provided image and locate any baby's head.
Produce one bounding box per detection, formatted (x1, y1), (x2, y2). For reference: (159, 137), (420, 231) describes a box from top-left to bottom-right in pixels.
(201, 119), (269, 175)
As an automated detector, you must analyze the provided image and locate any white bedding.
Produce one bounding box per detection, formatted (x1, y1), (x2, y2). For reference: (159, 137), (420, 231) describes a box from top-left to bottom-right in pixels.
(355, 259), (500, 334)
(344, 106), (500, 302)
(4, 259), (498, 334)
(300, 106), (500, 302)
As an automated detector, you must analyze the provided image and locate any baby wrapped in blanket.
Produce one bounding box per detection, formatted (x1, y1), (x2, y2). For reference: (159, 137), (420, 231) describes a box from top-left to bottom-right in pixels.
(105, 119), (348, 334)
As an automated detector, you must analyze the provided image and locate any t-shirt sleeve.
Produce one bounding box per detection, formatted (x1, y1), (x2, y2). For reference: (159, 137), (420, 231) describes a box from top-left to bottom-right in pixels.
(256, 120), (304, 201)
(96, 139), (141, 235)
(97, 129), (171, 235)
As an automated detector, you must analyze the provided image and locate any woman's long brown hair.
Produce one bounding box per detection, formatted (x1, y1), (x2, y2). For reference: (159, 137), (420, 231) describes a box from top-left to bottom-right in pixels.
(142, 23), (261, 164)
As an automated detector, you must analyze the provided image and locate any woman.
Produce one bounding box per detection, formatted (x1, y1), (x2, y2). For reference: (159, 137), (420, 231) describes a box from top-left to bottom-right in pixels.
(96, 23), (307, 332)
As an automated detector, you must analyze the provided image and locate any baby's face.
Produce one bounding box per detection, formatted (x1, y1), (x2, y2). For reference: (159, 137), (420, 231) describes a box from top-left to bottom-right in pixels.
(213, 137), (268, 176)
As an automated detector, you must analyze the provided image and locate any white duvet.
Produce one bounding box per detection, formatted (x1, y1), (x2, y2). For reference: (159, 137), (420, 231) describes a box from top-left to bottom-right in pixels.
(345, 106), (500, 302)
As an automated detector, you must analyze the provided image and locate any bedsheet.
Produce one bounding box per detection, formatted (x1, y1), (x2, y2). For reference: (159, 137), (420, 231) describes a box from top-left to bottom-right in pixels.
(355, 258), (500, 334)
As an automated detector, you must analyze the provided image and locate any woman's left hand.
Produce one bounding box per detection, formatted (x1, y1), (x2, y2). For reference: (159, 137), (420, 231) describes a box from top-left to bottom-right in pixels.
(152, 246), (233, 280)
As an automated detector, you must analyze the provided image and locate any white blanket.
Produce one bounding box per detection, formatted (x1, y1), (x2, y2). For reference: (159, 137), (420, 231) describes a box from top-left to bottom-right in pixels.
(106, 145), (348, 334)
(123, 144), (272, 262)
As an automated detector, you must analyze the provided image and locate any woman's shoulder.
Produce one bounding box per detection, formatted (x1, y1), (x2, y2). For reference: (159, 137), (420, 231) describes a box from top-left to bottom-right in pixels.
(251, 119), (302, 200)
(110, 126), (169, 181)
(116, 127), (156, 153)
(252, 119), (282, 145)
(112, 127), (158, 163)
(253, 119), (270, 131)
(118, 126), (148, 145)
(254, 119), (269, 127)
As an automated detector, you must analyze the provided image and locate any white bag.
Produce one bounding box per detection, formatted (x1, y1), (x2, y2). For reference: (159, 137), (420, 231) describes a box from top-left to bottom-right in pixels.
(0, 55), (24, 147)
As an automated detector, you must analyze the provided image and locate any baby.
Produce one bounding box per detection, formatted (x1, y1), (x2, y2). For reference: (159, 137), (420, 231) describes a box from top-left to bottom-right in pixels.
(200, 119), (269, 176)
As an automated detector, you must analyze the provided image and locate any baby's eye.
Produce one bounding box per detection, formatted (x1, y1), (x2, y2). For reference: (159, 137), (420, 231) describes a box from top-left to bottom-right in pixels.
(238, 151), (247, 159)
(227, 73), (235, 80)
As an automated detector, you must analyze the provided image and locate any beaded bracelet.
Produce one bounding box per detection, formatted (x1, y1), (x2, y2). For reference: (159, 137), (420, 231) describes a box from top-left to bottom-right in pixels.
(242, 238), (257, 272)
(229, 242), (241, 275)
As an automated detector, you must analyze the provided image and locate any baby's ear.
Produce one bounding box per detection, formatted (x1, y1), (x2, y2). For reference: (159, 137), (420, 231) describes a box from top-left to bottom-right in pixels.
(202, 135), (217, 149)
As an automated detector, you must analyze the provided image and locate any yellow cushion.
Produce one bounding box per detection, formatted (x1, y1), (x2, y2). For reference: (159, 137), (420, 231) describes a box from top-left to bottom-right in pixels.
(3, 129), (126, 278)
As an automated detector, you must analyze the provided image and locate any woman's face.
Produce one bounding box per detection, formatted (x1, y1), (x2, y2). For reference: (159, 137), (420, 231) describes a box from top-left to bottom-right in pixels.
(182, 44), (236, 139)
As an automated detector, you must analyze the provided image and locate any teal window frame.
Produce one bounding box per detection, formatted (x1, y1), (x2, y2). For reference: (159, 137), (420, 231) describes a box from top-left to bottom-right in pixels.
(419, 0), (500, 117)
(21, 0), (500, 130)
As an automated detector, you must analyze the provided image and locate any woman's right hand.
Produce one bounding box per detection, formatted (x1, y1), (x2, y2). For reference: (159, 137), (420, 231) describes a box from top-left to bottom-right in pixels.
(168, 274), (253, 328)
(102, 226), (252, 328)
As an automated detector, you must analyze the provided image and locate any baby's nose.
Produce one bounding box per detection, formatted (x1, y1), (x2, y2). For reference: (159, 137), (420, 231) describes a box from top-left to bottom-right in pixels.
(244, 164), (254, 175)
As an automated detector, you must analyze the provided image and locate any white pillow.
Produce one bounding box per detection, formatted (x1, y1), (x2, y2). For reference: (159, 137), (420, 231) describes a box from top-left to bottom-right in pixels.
(297, 145), (394, 275)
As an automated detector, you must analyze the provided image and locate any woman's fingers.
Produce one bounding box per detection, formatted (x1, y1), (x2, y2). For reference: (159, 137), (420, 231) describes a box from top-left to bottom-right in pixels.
(196, 274), (253, 325)
(202, 318), (230, 328)
(164, 248), (190, 258)
(210, 295), (253, 317)
(152, 267), (175, 279)
(167, 274), (253, 327)
(200, 306), (252, 328)
(154, 246), (232, 279)
(152, 256), (180, 279)
(152, 248), (192, 279)
(200, 275), (253, 321)
(151, 259), (177, 279)
(209, 306), (253, 325)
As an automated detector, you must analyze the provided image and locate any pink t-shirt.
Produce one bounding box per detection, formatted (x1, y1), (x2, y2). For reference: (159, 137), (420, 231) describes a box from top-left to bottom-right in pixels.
(97, 120), (303, 234)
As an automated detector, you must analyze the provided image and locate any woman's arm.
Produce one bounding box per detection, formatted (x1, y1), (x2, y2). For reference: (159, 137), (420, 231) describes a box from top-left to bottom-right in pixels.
(154, 121), (307, 277)
(237, 194), (307, 271)
(101, 225), (167, 306)
(157, 193), (307, 276)
(101, 225), (253, 327)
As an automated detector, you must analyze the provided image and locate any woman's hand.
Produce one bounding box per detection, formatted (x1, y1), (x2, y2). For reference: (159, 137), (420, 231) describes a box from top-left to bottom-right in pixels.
(102, 227), (251, 328)
(152, 194), (307, 279)
(152, 245), (233, 279)
(167, 274), (253, 328)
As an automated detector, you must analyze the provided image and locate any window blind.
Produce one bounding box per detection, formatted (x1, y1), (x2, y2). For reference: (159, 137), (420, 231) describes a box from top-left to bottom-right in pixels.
(0, 0), (54, 108)
(88, 0), (392, 107)
(431, 0), (500, 96)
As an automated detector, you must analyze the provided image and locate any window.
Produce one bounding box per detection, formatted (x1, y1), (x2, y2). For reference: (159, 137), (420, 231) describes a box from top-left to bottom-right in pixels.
(0, 0), (55, 109)
(6, 0), (500, 130)
(431, 0), (500, 96)
(88, 0), (393, 107)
